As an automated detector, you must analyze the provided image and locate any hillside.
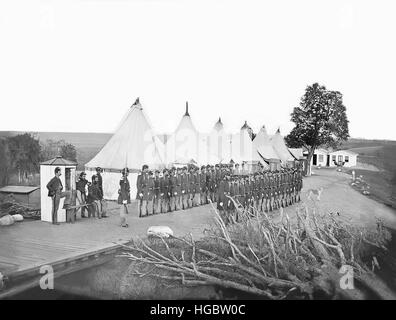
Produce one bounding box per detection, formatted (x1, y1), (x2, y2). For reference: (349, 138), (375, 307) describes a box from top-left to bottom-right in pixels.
(338, 138), (396, 209)
(0, 131), (111, 169)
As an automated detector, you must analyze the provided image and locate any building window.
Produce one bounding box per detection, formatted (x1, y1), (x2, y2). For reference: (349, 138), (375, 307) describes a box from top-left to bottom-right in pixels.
(319, 155), (324, 163)
(338, 155), (343, 163)
(332, 155), (336, 163)
(345, 155), (349, 162)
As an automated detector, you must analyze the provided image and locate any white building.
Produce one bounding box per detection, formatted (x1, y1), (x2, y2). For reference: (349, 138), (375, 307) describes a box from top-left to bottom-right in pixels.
(308, 149), (358, 168)
(329, 150), (358, 167)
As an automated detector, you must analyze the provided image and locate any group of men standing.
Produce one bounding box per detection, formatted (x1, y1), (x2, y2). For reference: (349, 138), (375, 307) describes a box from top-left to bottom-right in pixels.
(75, 167), (108, 219)
(216, 166), (303, 220)
(136, 163), (303, 218)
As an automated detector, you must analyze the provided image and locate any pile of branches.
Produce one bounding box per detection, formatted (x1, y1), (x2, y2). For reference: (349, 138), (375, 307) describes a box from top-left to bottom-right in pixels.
(119, 202), (395, 300)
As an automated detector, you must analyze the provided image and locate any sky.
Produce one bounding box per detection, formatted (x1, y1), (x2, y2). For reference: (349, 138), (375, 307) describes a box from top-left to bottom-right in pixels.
(0, 0), (395, 140)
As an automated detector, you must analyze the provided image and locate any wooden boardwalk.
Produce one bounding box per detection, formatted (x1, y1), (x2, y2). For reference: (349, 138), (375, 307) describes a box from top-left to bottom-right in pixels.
(0, 202), (215, 298)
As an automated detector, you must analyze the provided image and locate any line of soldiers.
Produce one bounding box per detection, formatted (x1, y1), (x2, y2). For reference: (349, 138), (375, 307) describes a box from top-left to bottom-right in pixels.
(136, 163), (303, 217)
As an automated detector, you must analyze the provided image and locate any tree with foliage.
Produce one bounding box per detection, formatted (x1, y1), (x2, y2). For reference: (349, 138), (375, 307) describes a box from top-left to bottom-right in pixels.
(6, 133), (41, 183)
(0, 138), (12, 186)
(60, 143), (77, 162)
(286, 83), (349, 175)
(40, 139), (65, 161)
(40, 139), (77, 162)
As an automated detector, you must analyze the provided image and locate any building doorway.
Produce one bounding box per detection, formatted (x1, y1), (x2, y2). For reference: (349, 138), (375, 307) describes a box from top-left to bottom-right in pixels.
(313, 154), (317, 166)
(326, 155), (330, 166)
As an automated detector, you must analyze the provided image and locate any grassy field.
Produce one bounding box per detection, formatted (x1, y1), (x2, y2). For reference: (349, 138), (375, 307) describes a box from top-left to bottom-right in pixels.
(340, 138), (396, 209)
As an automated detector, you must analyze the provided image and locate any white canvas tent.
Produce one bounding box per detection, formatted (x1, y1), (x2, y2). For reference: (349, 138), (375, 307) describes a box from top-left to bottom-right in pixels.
(165, 102), (202, 166)
(270, 128), (296, 164)
(229, 121), (259, 165)
(289, 148), (304, 160)
(207, 118), (233, 165)
(252, 125), (279, 168)
(85, 98), (164, 200)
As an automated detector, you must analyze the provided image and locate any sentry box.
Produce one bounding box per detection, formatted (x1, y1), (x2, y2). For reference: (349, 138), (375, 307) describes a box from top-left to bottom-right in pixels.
(40, 156), (77, 223)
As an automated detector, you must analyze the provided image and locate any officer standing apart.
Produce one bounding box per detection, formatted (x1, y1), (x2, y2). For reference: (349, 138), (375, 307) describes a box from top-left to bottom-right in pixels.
(118, 167), (130, 227)
(137, 164), (149, 217)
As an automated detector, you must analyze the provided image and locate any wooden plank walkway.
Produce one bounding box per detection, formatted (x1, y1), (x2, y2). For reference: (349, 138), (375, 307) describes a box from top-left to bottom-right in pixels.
(0, 201), (216, 298)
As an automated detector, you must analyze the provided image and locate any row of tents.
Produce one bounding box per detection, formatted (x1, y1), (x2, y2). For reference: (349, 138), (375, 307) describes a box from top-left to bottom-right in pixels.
(85, 98), (303, 199)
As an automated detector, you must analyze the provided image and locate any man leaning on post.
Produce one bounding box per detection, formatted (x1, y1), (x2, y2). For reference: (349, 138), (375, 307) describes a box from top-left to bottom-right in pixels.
(46, 167), (64, 225)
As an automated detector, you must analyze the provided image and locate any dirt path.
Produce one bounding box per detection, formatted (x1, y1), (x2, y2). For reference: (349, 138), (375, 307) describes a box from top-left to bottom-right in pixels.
(294, 168), (396, 230)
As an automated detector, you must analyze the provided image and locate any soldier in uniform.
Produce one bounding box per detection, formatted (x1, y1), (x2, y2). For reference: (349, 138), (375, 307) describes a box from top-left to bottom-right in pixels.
(257, 173), (264, 212)
(273, 171), (279, 210)
(180, 167), (188, 210)
(233, 163), (240, 175)
(211, 166), (217, 202)
(217, 175), (226, 211)
(137, 164), (149, 217)
(153, 170), (161, 214)
(175, 167), (182, 210)
(262, 172), (270, 212)
(76, 171), (89, 218)
(188, 167), (195, 208)
(214, 164), (221, 202)
(146, 171), (155, 215)
(92, 167), (104, 216)
(169, 167), (177, 211)
(292, 168), (298, 204)
(228, 175), (236, 217)
(200, 166), (207, 205)
(297, 168), (303, 202)
(279, 170), (285, 208)
(160, 169), (170, 213)
(192, 167), (200, 206)
(205, 165), (212, 203)
(118, 168), (131, 227)
(288, 169), (294, 205)
(91, 175), (103, 218)
(268, 172), (275, 212)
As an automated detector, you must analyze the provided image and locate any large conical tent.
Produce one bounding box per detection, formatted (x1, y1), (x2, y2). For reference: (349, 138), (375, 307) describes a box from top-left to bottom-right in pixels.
(230, 121), (258, 164)
(252, 125), (279, 163)
(270, 128), (296, 164)
(207, 117), (231, 164)
(165, 102), (201, 165)
(85, 98), (164, 199)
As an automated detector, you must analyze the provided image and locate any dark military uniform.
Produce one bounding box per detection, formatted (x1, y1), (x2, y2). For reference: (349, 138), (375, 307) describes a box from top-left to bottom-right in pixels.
(192, 170), (201, 206)
(169, 172), (177, 211)
(175, 171), (182, 210)
(46, 175), (63, 224)
(153, 174), (161, 214)
(136, 171), (146, 217)
(160, 173), (170, 213)
(200, 168), (207, 205)
(143, 173), (155, 215)
(181, 171), (189, 210)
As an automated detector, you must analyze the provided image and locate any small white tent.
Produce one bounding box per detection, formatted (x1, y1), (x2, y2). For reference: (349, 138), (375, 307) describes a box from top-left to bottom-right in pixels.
(85, 98), (164, 200)
(270, 128), (296, 164)
(165, 102), (201, 166)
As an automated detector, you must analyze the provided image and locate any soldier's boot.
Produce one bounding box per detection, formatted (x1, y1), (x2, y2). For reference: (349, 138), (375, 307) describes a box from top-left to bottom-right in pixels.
(141, 200), (148, 217)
